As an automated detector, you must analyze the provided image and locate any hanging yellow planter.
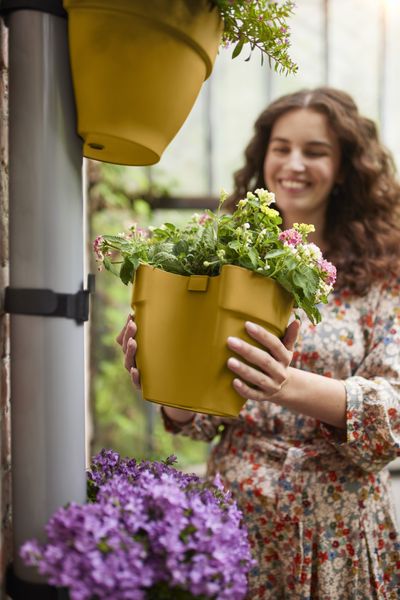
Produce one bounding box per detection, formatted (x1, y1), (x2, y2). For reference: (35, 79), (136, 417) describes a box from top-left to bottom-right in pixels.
(131, 264), (294, 418)
(63, 0), (223, 166)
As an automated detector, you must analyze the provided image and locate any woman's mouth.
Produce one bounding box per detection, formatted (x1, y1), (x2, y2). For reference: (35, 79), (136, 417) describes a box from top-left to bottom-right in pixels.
(279, 179), (309, 190)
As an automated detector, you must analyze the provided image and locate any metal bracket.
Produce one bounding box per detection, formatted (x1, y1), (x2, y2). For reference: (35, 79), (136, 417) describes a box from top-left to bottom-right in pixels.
(0, 0), (67, 19)
(4, 274), (95, 324)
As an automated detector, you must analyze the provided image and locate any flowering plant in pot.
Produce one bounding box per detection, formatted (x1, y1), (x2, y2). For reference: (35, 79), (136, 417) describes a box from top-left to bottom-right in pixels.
(95, 188), (336, 325)
(92, 189), (336, 418)
(63, 0), (296, 166)
(21, 450), (255, 600)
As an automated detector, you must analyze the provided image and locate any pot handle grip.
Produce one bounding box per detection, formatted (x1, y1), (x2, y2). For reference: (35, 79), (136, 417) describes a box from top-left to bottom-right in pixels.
(187, 275), (209, 292)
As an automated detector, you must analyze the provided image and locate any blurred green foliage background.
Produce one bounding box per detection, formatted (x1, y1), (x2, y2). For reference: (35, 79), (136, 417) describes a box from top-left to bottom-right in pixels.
(88, 162), (209, 470)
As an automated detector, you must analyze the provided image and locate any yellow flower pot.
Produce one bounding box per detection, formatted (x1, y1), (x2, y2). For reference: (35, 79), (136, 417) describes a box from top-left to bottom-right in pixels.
(131, 265), (294, 418)
(63, 0), (223, 166)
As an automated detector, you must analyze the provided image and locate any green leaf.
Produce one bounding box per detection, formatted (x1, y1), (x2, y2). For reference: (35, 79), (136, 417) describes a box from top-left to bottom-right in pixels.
(228, 240), (242, 252)
(120, 258), (134, 285)
(86, 479), (98, 503)
(174, 240), (188, 255)
(103, 256), (122, 279)
(264, 249), (285, 259)
(102, 234), (129, 245)
(163, 223), (176, 231)
(247, 247), (259, 267)
(292, 269), (319, 299)
(238, 255), (254, 270)
(232, 38), (245, 59)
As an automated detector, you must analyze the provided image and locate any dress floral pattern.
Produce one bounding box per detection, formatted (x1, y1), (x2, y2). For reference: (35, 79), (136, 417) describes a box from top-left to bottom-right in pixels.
(163, 275), (400, 599)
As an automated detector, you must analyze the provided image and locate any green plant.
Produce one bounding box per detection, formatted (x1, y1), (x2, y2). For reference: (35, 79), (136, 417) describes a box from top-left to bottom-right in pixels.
(213, 0), (297, 73)
(94, 188), (336, 324)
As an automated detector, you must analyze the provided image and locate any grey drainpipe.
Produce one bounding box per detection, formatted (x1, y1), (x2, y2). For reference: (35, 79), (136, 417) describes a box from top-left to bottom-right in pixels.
(1, 1), (89, 595)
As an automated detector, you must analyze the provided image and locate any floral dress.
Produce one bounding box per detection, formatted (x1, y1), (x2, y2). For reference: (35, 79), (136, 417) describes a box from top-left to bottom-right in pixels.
(163, 275), (400, 599)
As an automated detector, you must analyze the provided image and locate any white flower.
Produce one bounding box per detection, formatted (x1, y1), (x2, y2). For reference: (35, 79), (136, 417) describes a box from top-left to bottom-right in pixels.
(219, 188), (229, 204)
(303, 243), (323, 261)
(315, 280), (332, 302)
(255, 188), (276, 205)
(243, 222), (251, 229)
(283, 242), (298, 254)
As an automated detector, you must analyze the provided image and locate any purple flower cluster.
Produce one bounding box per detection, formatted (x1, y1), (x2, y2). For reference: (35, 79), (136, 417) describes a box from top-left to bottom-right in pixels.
(21, 450), (254, 600)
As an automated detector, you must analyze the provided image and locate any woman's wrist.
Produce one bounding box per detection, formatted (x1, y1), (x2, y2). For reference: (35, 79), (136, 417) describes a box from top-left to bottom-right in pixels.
(271, 367), (347, 429)
(162, 406), (195, 424)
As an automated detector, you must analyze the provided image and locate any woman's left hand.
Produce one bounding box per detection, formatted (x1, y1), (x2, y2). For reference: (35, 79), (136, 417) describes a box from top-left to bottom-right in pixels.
(227, 319), (300, 402)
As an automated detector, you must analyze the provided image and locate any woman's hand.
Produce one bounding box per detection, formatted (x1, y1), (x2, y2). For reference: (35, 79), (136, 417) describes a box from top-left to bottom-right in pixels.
(116, 315), (195, 424)
(116, 315), (141, 389)
(226, 319), (300, 403)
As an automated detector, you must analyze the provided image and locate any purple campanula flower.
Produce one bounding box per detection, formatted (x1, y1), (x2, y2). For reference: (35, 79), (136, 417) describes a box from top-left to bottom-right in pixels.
(21, 450), (254, 599)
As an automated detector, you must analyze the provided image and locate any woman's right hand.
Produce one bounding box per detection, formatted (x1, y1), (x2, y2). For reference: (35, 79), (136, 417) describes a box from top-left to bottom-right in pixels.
(116, 315), (141, 389)
(116, 315), (195, 424)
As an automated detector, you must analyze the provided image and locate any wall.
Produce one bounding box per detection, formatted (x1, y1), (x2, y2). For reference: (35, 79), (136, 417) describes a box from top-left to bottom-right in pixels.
(0, 18), (11, 599)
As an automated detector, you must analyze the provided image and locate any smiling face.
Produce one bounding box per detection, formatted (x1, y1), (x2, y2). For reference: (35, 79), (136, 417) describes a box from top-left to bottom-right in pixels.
(263, 108), (342, 230)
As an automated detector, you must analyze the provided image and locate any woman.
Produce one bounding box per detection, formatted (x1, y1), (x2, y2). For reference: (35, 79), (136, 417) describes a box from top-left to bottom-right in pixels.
(118, 88), (400, 598)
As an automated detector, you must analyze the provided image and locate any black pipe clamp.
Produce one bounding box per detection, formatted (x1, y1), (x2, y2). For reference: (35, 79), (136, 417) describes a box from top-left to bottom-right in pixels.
(4, 274), (95, 324)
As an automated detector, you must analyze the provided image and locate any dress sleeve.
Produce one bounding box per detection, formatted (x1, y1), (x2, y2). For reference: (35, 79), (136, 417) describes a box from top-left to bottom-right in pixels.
(319, 276), (400, 472)
(160, 407), (229, 443)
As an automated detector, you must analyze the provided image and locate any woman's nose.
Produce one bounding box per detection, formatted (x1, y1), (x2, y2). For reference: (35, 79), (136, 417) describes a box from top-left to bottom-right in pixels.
(286, 150), (306, 171)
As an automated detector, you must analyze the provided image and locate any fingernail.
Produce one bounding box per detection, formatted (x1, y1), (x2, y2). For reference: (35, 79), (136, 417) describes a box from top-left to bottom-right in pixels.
(227, 336), (241, 348)
(245, 321), (258, 333)
(228, 357), (240, 368)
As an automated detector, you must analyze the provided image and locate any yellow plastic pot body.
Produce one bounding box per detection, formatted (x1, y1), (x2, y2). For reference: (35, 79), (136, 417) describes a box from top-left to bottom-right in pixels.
(131, 265), (294, 418)
(63, 0), (223, 166)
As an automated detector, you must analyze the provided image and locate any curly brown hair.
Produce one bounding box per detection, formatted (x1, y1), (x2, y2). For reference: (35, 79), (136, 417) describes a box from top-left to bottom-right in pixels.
(227, 87), (400, 296)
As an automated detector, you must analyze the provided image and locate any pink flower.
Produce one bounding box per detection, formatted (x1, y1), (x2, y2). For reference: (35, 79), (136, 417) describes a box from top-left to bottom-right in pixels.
(93, 235), (104, 260)
(136, 227), (149, 238)
(129, 224), (149, 239)
(318, 258), (337, 285)
(199, 213), (212, 225)
(278, 228), (302, 247)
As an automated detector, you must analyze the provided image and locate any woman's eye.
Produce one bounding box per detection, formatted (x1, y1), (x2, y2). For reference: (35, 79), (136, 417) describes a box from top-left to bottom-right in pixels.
(306, 150), (327, 158)
(272, 146), (289, 154)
